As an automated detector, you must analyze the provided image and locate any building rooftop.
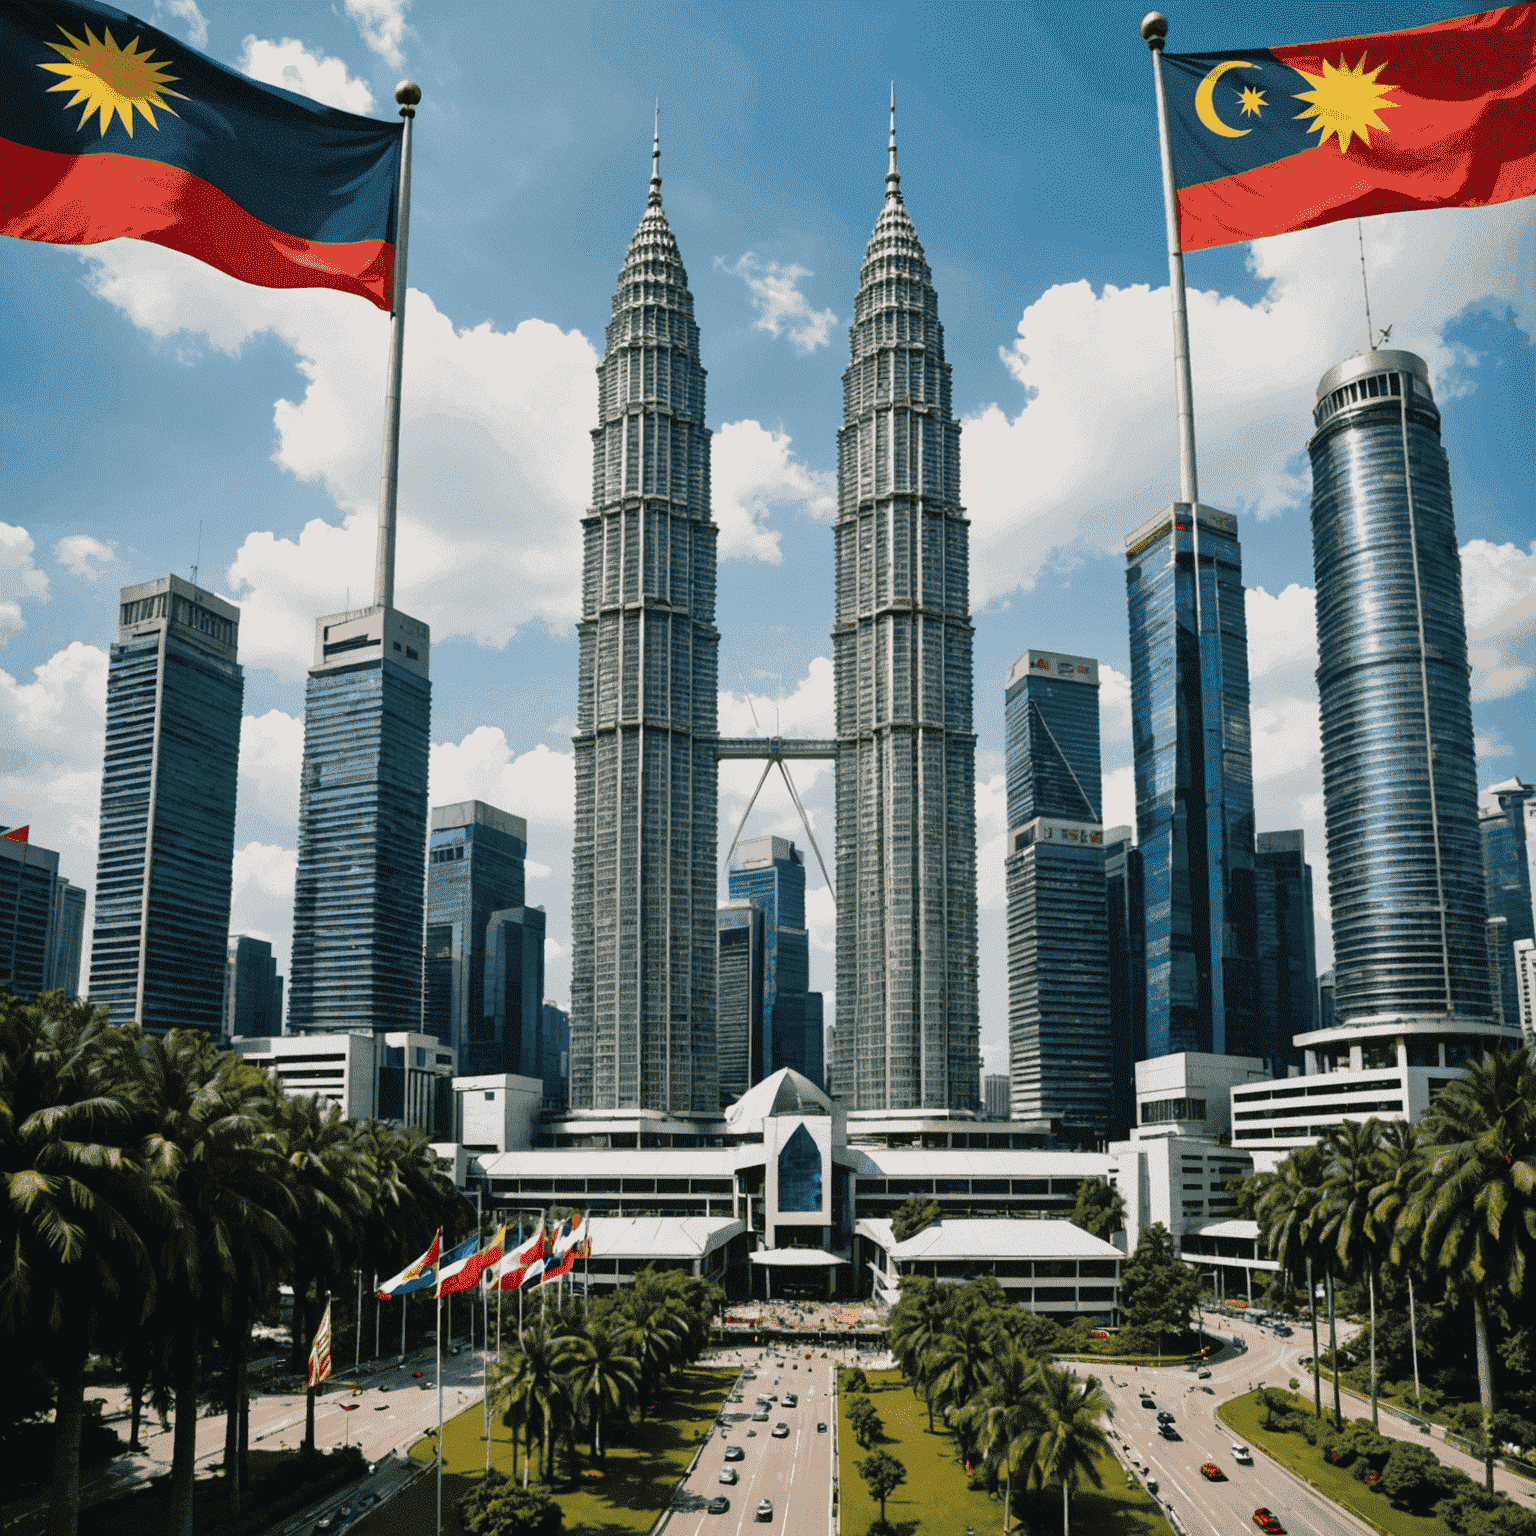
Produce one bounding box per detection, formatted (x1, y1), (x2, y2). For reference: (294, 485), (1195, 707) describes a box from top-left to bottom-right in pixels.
(858, 1216), (1123, 1261)
(847, 1148), (1111, 1178)
(587, 1216), (743, 1259)
(480, 1147), (744, 1178)
(724, 1067), (832, 1131)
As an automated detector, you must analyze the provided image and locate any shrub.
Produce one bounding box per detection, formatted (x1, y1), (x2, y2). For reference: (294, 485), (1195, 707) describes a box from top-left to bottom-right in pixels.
(844, 1368), (870, 1395)
(1379, 1443), (1455, 1516)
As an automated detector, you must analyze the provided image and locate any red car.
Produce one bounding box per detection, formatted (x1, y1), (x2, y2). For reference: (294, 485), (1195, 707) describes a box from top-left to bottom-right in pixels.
(1200, 1464), (1226, 1481)
(1253, 1510), (1285, 1534)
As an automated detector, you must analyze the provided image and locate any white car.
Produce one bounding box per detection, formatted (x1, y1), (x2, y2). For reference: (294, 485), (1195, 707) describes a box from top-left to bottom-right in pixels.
(1232, 1444), (1253, 1465)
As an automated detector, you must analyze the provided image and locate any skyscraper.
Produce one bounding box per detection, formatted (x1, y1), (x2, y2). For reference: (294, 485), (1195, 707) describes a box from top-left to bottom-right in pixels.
(1253, 831), (1316, 1074)
(982, 1072), (1010, 1121)
(832, 105), (978, 1111)
(717, 898), (764, 1107)
(224, 934), (283, 1038)
(729, 834), (824, 1088)
(2, 827), (62, 1001)
(1309, 350), (1499, 1034)
(287, 604), (430, 1034)
(540, 1001), (570, 1109)
(1480, 780), (1535, 1030)
(1004, 651), (1111, 1139)
(1125, 503), (1259, 1060)
(45, 875), (86, 998)
(423, 800), (539, 1074)
(88, 576), (243, 1030)
(569, 130), (719, 1113)
(1104, 825), (1144, 1143)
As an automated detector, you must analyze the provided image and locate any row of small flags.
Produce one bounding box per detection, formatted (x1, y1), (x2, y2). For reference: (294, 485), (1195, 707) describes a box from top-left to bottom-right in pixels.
(375, 1211), (591, 1302)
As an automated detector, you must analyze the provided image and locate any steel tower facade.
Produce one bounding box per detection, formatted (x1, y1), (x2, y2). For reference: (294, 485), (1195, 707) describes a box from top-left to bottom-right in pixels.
(569, 134), (719, 1113)
(1309, 350), (1497, 1030)
(831, 111), (979, 1111)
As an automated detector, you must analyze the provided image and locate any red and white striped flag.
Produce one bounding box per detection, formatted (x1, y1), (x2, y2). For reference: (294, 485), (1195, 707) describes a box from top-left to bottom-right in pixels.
(307, 1300), (333, 1389)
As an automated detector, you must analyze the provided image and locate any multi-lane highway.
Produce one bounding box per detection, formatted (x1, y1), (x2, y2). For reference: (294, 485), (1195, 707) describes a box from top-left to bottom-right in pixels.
(660, 1345), (835, 1535)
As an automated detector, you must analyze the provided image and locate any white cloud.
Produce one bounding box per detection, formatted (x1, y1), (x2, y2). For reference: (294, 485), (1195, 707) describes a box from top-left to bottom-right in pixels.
(964, 199), (1535, 607)
(712, 420), (836, 563)
(239, 709), (305, 827)
(1476, 733), (1513, 760)
(430, 730), (576, 832)
(1462, 539), (1536, 702)
(1103, 765), (1136, 839)
(0, 524), (50, 649)
(975, 771), (1009, 912)
(162, 0), (208, 48)
(238, 36), (375, 114)
(230, 843), (298, 967)
(345, 0), (409, 68)
(81, 244), (597, 681)
(54, 534), (117, 583)
(717, 254), (838, 353)
(719, 654), (834, 740)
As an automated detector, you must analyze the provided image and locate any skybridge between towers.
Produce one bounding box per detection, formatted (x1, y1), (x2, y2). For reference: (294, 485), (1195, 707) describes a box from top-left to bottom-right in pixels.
(715, 737), (838, 899)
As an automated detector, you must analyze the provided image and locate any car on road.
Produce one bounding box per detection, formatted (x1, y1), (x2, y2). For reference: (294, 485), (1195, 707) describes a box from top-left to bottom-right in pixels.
(752, 1410), (769, 1421)
(1200, 1464), (1226, 1481)
(1156, 1412), (1175, 1424)
(1140, 1397), (1156, 1409)
(756, 1498), (774, 1522)
(1159, 1425), (1180, 1441)
(724, 1445), (745, 1462)
(772, 1422), (789, 1438)
(720, 1469), (739, 1484)
(782, 1393), (797, 1407)
(1198, 1369), (1212, 1379)
(1274, 1325), (1293, 1337)
(1232, 1444), (1253, 1465)
(1252, 1509), (1285, 1533)
(354, 1493), (377, 1512)
(817, 1422), (827, 1432)
(314, 1512), (342, 1533)
(708, 1496), (731, 1514)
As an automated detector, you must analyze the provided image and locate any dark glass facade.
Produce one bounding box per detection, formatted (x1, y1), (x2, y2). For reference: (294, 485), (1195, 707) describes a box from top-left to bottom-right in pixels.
(1125, 503), (1258, 1059)
(1, 834), (59, 1001)
(1104, 828), (1144, 1142)
(1481, 781), (1534, 1031)
(1004, 652), (1101, 826)
(1308, 351), (1496, 1028)
(777, 1123), (822, 1213)
(1254, 831), (1315, 1073)
(89, 576), (243, 1030)
(288, 605), (431, 1033)
(482, 905), (546, 1079)
(224, 934), (283, 1038)
(1005, 819), (1112, 1141)
(540, 1002), (570, 1110)
(717, 900), (764, 1106)
(729, 835), (824, 1088)
(570, 141), (719, 1113)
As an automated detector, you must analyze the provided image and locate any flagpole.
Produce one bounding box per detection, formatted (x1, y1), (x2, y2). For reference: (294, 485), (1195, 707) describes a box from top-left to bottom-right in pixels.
(355, 1269), (363, 1372)
(1142, 12), (1199, 507)
(373, 80), (421, 611)
(436, 1282), (444, 1536)
(374, 1272), (380, 1360)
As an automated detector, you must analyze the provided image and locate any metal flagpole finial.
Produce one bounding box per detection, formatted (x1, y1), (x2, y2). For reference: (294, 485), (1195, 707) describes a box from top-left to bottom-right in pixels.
(395, 80), (421, 113)
(1141, 12), (1168, 50)
(886, 83), (901, 199)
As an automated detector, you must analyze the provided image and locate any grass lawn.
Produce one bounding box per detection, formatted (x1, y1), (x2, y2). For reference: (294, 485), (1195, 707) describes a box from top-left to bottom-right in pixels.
(350, 1366), (733, 1536)
(837, 1368), (1175, 1536)
(1217, 1391), (1458, 1536)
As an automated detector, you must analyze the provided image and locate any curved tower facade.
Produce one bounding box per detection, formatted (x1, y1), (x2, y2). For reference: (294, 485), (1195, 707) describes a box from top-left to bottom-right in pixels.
(1309, 350), (1496, 1031)
(569, 137), (719, 1112)
(831, 112), (979, 1111)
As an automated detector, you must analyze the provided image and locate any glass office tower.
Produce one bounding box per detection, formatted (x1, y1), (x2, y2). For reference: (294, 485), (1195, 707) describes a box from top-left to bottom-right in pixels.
(569, 134), (719, 1113)
(1004, 651), (1110, 1140)
(1480, 780), (1535, 1031)
(223, 934), (283, 1039)
(1309, 350), (1499, 1035)
(1125, 503), (1259, 1059)
(1104, 825), (1144, 1142)
(717, 898), (764, 1106)
(729, 834), (824, 1088)
(832, 112), (978, 1111)
(88, 576), (243, 1029)
(287, 604), (431, 1032)
(1253, 830), (1315, 1073)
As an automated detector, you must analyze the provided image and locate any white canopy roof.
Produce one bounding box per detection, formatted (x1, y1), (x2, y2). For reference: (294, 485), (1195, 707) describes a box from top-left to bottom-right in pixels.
(587, 1216), (743, 1259)
(724, 1068), (834, 1132)
(858, 1217), (1122, 1262)
(749, 1248), (850, 1267)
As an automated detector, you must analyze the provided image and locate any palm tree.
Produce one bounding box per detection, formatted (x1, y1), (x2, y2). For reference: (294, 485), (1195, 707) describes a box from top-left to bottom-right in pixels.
(134, 1029), (293, 1536)
(1398, 1047), (1536, 1491)
(1317, 1120), (1387, 1428)
(889, 1276), (950, 1432)
(0, 995), (155, 1536)
(613, 1282), (684, 1420)
(559, 1319), (638, 1460)
(493, 1324), (573, 1484)
(956, 1341), (1043, 1536)
(1254, 1145), (1327, 1421)
(1370, 1122), (1427, 1417)
(1031, 1364), (1112, 1536)
(928, 1310), (995, 1460)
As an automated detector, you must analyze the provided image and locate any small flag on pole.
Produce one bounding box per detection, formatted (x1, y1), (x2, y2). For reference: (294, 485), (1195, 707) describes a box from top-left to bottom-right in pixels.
(488, 1217), (546, 1292)
(378, 1231), (441, 1299)
(308, 1300), (333, 1389)
(439, 1224), (506, 1297)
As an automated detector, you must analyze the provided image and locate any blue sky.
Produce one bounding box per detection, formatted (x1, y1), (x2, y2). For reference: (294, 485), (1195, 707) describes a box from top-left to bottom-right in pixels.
(2, 0), (1531, 1073)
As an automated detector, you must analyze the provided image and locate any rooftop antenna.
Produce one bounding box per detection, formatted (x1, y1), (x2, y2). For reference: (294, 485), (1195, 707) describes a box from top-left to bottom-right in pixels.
(190, 519), (202, 588)
(1357, 219), (1376, 352)
(649, 101), (661, 203)
(886, 81), (900, 199)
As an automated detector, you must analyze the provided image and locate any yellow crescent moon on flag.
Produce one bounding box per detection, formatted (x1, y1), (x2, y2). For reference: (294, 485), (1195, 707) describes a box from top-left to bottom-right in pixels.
(1196, 59), (1258, 137)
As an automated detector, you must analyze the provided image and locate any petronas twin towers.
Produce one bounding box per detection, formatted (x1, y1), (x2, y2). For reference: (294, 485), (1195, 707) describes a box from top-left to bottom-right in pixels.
(571, 113), (978, 1114)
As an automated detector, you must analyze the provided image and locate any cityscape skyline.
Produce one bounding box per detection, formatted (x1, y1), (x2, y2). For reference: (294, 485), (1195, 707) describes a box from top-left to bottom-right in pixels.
(1, 0), (1531, 1083)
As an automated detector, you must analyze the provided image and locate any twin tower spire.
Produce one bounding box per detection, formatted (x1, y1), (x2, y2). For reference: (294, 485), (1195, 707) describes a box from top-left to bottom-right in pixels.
(569, 101), (978, 1116)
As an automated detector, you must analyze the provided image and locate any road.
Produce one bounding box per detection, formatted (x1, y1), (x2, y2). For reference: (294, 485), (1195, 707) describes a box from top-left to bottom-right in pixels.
(660, 1345), (835, 1535)
(1084, 1319), (1379, 1536)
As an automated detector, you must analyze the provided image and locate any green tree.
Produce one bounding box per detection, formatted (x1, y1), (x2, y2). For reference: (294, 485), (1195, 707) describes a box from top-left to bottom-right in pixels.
(856, 1448), (907, 1523)
(1400, 1047), (1536, 1491)
(612, 1275), (684, 1419)
(0, 994), (154, 1536)
(493, 1324), (573, 1484)
(559, 1319), (637, 1461)
(844, 1366), (870, 1394)
(1069, 1179), (1125, 1241)
(1317, 1119), (1389, 1428)
(1371, 1121), (1428, 1417)
(1254, 1145), (1327, 1421)
(459, 1468), (565, 1535)
(849, 1395), (884, 1448)
(1031, 1364), (1111, 1536)
(928, 1310), (995, 1460)
(890, 1196), (942, 1242)
(1117, 1223), (1200, 1356)
(1378, 1441), (1452, 1515)
(955, 1341), (1044, 1536)
(888, 1275), (950, 1431)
